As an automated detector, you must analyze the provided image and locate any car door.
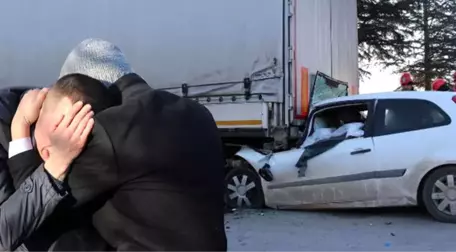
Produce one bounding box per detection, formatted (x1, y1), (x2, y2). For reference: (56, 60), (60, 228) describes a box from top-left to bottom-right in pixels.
(370, 98), (452, 201)
(265, 100), (379, 208)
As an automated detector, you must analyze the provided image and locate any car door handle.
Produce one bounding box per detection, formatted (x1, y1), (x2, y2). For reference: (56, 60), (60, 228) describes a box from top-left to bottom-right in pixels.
(350, 148), (371, 155)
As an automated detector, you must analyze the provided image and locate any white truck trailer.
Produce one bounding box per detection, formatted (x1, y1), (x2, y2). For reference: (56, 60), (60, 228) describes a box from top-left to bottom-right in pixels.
(0, 0), (358, 206)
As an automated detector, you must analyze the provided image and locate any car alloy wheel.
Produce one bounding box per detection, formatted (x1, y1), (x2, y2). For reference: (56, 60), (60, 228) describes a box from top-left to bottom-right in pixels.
(431, 174), (456, 215)
(224, 167), (264, 209)
(422, 167), (456, 223)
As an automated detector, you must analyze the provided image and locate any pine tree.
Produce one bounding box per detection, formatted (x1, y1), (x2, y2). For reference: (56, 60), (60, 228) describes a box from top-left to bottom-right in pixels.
(357, 0), (413, 76)
(399, 0), (456, 90)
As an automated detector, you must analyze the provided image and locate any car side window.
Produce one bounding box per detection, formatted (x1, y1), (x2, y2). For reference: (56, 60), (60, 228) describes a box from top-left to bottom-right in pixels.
(374, 99), (451, 136)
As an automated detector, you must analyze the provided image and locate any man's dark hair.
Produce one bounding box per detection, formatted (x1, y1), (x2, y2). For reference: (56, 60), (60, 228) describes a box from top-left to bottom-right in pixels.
(53, 73), (117, 113)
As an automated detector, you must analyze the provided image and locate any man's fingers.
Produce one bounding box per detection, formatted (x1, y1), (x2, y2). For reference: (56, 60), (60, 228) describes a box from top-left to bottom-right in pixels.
(25, 89), (39, 96)
(58, 101), (84, 129)
(80, 118), (95, 142)
(52, 114), (65, 131)
(73, 110), (94, 137)
(37, 88), (49, 102)
(39, 88), (49, 96)
(35, 88), (49, 111)
(68, 104), (93, 132)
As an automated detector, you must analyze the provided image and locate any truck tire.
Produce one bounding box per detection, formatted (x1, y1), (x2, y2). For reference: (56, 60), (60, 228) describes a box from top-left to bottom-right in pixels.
(224, 167), (265, 209)
(422, 167), (456, 223)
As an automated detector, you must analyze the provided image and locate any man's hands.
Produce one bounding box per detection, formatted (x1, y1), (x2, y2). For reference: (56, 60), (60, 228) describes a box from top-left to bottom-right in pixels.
(44, 101), (95, 181)
(11, 88), (48, 140)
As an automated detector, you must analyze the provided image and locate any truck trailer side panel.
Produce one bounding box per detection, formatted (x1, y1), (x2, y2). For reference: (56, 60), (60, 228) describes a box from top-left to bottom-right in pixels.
(292, 0), (358, 119)
(331, 0), (359, 95)
(0, 0), (358, 132)
(0, 0), (284, 103)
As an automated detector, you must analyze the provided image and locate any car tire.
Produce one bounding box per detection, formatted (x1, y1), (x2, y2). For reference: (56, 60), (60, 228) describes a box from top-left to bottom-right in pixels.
(422, 167), (456, 223)
(224, 166), (265, 209)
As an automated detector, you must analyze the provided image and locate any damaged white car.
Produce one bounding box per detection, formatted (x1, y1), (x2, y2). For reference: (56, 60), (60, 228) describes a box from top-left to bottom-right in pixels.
(227, 91), (456, 223)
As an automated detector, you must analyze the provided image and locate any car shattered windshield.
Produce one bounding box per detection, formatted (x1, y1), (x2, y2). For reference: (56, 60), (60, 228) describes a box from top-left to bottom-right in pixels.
(310, 72), (349, 106)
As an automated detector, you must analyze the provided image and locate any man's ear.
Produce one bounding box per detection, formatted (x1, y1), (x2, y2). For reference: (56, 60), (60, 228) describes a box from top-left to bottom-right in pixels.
(40, 147), (50, 161)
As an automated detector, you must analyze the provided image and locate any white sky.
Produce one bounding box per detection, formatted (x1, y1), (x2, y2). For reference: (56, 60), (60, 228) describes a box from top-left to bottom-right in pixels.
(359, 66), (400, 94)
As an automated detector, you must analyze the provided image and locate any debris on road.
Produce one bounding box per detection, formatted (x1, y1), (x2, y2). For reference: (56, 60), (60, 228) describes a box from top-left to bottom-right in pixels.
(226, 209), (455, 251)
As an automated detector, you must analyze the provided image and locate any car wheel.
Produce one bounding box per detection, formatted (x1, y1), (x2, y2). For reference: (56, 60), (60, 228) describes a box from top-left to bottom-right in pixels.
(422, 167), (456, 223)
(224, 167), (265, 209)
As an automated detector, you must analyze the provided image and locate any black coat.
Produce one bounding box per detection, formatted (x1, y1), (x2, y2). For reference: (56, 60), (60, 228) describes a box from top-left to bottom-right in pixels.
(0, 88), (71, 251)
(8, 74), (227, 251)
(84, 74), (228, 251)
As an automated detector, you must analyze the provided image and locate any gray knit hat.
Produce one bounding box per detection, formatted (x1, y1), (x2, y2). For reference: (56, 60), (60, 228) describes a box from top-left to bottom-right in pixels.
(59, 38), (133, 85)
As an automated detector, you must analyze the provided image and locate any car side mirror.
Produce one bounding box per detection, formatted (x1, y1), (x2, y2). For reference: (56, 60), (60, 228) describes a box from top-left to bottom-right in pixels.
(258, 163), (274, 182)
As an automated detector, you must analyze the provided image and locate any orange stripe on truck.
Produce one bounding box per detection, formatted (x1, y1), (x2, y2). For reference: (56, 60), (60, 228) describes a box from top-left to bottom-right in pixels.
(350, 84), (359, 95)
(216, 120), (262, 126)
(296, 67), (310, 119)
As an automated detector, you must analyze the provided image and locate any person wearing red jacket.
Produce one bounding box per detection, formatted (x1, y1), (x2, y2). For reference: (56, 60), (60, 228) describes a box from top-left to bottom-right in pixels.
(453, 72), (456, 90)
(432, 78), (452, 91)
(398, 72), (415, 91)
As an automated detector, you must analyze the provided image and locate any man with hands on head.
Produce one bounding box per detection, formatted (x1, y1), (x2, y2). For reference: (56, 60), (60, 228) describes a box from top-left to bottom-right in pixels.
(3, 38), (227, 251)
(11, 88), (95, 181)
(6, 74), (115, 251)
(0, 88), (94, 251)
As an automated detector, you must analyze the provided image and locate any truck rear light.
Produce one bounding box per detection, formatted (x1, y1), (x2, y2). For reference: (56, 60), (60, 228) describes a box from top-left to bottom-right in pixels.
(452, 95), (456, 103)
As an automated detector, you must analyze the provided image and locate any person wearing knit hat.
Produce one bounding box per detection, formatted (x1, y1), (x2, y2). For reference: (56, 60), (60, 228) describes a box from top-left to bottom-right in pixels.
(56, 38), (228, 250)
(59, 38), (134, 86)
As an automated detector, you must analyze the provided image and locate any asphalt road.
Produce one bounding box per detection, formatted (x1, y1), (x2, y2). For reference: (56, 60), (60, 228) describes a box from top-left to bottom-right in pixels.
(225, 208), (456, 251)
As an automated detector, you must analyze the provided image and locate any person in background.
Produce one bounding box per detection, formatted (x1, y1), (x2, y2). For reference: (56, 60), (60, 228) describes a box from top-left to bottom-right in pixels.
(431, 78), (452, 91)
(453, 72), (456, 90)
(398, 72), (415, 91)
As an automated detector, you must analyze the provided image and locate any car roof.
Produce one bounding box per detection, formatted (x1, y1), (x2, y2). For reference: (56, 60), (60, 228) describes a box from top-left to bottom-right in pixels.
(314, 91), (456, 107)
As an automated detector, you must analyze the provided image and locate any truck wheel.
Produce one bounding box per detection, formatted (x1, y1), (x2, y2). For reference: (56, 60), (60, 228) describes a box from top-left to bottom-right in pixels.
(422, 167), (456, 223)
(224, 167), (264, 209)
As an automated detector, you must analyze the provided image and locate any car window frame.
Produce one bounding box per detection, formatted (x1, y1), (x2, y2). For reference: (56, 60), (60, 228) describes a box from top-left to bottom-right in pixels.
(372, 98), (452, 137)
(298, 99), (376, 145)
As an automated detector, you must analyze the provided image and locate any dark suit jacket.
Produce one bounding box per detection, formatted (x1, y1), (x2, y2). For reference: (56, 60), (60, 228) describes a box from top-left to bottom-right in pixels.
(0, 88), (24, 204)
(0, 88), (107, 251)
(10, 74), (227, 251)
(7, 150), (111, 251)
(0, 88), (111, 251)
(80, 74), (227, 251)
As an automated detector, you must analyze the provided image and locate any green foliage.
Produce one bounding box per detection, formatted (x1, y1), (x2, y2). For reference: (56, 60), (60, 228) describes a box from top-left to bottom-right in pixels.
(398, 0), (456, 89)
(358, 0), (413, 76)
(358, 0), (456, 90)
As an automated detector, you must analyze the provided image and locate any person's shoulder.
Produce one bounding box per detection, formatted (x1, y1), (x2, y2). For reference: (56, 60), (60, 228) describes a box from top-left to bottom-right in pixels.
(94, 89), (214, 128)
(74, 119), (116, 166)
(142, 89), (208, 113)
(0, 88), (22, 125)
(150, 89), (183, 101)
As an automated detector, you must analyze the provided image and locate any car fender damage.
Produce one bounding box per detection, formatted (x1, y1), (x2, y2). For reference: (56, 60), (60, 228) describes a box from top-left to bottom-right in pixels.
(235, 144), (423, 210)
(229, 92), (456, 222)
(234, 146), (269, 172)
(265, 169), (416, 209)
